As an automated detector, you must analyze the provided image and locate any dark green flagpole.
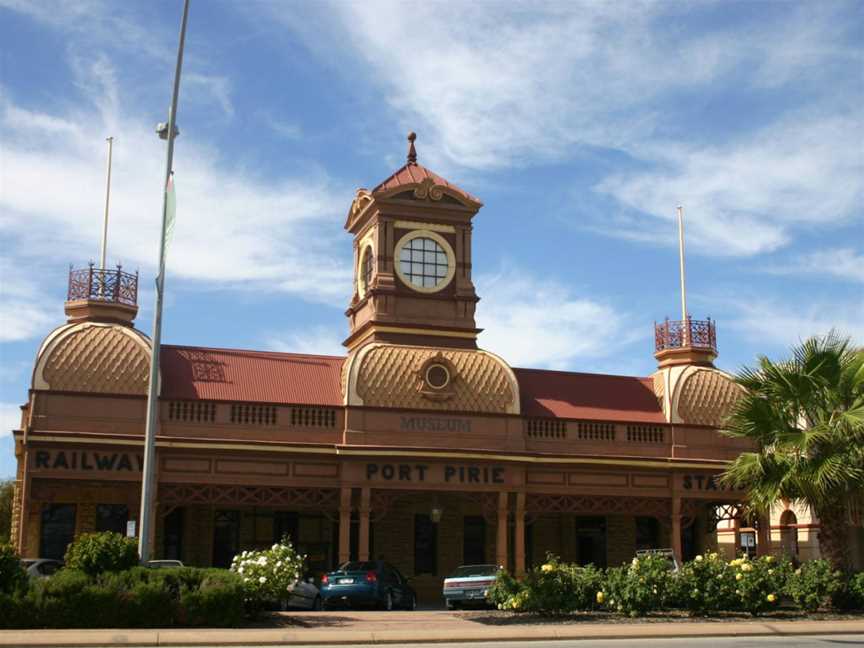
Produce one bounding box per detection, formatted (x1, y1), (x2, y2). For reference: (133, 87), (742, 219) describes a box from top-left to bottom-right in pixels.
(139, 0), (190, 562)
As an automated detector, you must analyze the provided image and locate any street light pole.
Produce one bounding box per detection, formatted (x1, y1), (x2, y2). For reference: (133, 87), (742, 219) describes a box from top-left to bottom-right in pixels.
(138, 0), (191, 563)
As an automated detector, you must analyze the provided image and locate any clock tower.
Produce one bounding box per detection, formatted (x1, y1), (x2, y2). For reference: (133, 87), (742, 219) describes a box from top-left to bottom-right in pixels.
(344, 133), (483, 350)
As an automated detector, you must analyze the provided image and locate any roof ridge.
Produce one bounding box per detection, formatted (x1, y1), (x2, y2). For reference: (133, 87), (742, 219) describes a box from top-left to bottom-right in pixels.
(162, 343), (346, 361)
(513, 366), (651, 381)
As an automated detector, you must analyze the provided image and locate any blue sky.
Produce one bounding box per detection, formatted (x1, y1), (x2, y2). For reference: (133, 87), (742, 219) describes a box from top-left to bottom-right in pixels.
(0, 0), (862, 478)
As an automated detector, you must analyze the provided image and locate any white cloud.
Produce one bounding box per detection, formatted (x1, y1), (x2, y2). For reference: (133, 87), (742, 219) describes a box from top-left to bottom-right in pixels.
(594, 111), (864, 256)
(0, 402), (23, 436)
(0, 57), (353, 344)
(476, 268), (641, 370)
(0, 257), (59, 343)
(266, 325), (345, 357)
(766, 248), (864, 284)
(729, 300), (864, 350)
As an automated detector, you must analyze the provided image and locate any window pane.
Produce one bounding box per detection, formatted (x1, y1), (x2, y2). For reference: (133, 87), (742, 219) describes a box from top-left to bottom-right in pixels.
(424, 251), (436, 263)
(399, 248), (410, 261)
(436, 252), (447, 264)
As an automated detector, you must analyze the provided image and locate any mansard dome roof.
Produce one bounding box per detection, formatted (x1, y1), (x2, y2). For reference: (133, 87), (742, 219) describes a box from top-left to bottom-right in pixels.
(343, 343), (519, 414)
(674, 366), (743, 427)
(33, 322), (151, 395)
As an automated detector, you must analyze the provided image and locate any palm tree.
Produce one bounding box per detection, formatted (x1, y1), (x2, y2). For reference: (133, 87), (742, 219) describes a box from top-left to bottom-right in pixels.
(722, 333), (864, 569)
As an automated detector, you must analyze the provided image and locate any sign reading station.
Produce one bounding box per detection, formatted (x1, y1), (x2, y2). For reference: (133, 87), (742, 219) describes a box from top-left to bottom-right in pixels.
(365, 463), (505, 484)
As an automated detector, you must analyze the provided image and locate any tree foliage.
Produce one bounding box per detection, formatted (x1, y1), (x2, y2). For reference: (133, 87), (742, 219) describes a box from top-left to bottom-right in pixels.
(722, 333), (864, 568)
(0, 481), (13, 545)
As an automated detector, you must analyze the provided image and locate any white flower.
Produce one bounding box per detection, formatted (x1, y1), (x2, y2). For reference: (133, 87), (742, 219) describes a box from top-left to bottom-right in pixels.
(259, 576), (267, 584)
(695, 555), (703, 562)
(272, 544), (279, 550)
(238, 567), (244, 574)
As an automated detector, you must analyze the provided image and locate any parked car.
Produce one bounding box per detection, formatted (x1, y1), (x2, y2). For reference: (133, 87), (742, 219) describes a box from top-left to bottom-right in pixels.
(635, 548), (680, 572)
(442, 564), (500, 609)
(145, 560), (185, 569)
(285, 574), (323, 610)
(320, 561), (416, 610)
(21, 558), (63, 578)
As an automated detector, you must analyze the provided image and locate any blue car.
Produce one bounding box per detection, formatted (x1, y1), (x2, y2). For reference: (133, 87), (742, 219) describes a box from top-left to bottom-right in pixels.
(320, 561), (417, 610)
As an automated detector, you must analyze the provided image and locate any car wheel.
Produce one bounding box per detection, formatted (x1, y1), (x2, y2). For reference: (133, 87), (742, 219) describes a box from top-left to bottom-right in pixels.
(406, 594), (417, 611)
(385, 591), (394, 611)
(447, 600), (460, 610)
(312, 596), (323, 611)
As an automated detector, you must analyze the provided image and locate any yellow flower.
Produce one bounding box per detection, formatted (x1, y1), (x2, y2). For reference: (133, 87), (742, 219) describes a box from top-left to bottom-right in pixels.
(742, 564), (753, 573)
(596, 591), (605, 604)
(765, 556), (774, 564)
(736, 573), (743, 581)
(767, 593), (777, 603)
(541, 563), (555, 573)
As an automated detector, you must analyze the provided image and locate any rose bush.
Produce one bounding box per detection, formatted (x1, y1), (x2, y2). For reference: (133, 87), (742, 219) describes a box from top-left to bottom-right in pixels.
(673, 552), (736, 616)
(493, 555), (604, 614)
(229, 538), (306, 607)
(601, 554), (674, 617)
(729, 555), (791, 616)
(0, 543), (27, 595)
(785, 559), (843, 612)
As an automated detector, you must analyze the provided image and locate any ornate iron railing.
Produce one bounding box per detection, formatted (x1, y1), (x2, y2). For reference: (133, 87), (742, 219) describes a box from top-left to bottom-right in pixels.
(654, 317), (716, 353)
(67, 263), (138, 306)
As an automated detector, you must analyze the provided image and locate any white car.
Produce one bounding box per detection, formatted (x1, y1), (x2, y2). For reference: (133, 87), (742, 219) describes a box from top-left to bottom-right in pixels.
(285, 575), (323, 610)
(21, 558), (63, 578)
(442, 564), (500, 609)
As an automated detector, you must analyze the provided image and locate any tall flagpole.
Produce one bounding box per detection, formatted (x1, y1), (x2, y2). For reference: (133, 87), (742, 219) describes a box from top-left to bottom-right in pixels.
(139, 0), (190, 563)
(100, 136), (114, 270)
(676, 205), (688, 344)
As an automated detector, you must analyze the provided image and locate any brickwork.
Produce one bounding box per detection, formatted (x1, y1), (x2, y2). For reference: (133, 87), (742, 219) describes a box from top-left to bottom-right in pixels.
(185, 506), (214, 566)
(531, 515), (564, 564)
(24, 503), (41, 557)
(76, 502), (96, 536)
(606, 515), (635, 567)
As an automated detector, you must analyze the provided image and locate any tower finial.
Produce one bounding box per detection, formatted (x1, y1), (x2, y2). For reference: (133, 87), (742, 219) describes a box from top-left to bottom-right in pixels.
(407, 131), (417, 164)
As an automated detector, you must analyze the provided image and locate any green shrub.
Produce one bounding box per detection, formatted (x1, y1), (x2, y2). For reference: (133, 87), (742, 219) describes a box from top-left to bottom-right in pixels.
(2, 566), (245, 629)
(601, 554), (674, 617)
(0, 543), (26, 595)
(785, 559), (843, 612)
(835, 572), (864, 610)
(728, 555), (790, 616)
(672, 552), (737, 616)
(180, 570), (245, 627)
(64, 532), (139, 576)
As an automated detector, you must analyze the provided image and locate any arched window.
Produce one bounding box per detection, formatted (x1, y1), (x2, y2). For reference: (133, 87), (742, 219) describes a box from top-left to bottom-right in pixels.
(779, 509), (799, 558)
(360, 246), (374, 294)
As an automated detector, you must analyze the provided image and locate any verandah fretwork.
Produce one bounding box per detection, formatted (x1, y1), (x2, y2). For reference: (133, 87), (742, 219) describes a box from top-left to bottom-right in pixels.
(526, 494), (700, 521)
(158, 484), (339, 510)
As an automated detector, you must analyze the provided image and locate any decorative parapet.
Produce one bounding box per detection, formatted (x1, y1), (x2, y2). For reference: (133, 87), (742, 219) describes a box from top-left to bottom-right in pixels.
(67, 263), (138, 307)
(654, 317), (716, 354)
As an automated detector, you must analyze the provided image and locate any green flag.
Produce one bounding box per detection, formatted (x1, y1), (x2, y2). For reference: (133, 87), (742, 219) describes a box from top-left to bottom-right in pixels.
(164, 172), (176, 249)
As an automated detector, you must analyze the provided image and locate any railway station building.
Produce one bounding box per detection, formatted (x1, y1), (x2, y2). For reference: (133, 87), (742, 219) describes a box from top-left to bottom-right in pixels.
(10, 135), (795, 602)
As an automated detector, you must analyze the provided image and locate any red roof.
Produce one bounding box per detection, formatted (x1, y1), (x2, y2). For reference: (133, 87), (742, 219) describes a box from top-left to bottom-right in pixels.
(372, 162), (482, 206)
(160, 345), (663, 423)
(514, 368), (665, 423)
(160, 345), (343, 406)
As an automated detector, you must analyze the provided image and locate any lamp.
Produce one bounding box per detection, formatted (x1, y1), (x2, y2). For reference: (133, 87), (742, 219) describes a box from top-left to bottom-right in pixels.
(430, 497), (443, 524)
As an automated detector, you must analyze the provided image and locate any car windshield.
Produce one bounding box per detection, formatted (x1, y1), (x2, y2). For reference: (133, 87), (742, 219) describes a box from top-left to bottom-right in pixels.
(339, 561), (378, 572)
(448, 565), (498, 578)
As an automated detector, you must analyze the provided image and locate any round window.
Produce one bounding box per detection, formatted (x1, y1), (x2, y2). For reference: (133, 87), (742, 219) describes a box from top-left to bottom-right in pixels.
(398, 236), (450, 290)
(425, 363), (450, 390)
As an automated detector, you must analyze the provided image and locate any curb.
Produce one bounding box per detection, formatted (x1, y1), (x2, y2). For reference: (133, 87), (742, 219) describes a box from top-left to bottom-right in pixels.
(6, 620), (864, 646)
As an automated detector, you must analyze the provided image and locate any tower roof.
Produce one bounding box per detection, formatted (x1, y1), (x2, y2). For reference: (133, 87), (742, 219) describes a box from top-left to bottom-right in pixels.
(370, 132), (482, 207)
